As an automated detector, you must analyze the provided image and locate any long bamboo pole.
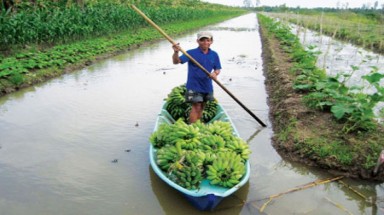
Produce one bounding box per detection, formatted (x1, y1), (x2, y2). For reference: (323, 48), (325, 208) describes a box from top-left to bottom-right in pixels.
(131, 5), (267, 127)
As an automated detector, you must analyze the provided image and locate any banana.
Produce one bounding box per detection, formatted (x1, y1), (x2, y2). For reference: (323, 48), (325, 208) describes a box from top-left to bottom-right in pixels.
(205, 151), (246, 188)
(152, 85), (252, 190)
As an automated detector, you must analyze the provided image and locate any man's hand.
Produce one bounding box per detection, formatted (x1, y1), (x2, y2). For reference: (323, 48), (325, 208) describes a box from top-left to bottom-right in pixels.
(210, 70), (220, 79)
(172, 43), (181, 52)
(172, 43), (181, 64)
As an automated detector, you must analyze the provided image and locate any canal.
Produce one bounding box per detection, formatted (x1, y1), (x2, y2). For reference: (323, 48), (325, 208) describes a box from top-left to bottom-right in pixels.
(0, 13), (382, 214)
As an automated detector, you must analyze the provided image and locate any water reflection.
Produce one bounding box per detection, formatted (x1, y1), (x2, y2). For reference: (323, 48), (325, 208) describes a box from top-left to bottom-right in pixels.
(245, 129), (263, 144)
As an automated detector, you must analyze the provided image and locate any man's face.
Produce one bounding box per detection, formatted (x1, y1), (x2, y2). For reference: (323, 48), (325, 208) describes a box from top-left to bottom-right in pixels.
(197, 37), (212, 50)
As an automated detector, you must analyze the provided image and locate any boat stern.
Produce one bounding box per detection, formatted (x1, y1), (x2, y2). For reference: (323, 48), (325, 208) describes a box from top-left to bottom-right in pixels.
(183, 193), (223, 211)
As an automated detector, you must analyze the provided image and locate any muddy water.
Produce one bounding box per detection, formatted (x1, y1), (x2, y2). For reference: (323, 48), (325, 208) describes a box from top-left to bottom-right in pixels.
(0, 13), (383, 215)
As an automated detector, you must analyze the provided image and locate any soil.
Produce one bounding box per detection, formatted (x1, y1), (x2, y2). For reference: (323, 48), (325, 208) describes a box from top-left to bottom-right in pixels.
(259, 24), (384, 181)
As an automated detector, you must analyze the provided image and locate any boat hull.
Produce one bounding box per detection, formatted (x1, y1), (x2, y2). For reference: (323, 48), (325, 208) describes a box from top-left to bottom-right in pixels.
(183, 193), (223, 211)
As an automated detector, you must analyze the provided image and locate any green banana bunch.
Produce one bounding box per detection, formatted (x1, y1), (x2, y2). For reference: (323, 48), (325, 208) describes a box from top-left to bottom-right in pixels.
(202, 100), (218, 122)
(152, 119), (202, 149)
(165, 84), (218, 123)
(206, 151), (246, 188)
(165, 84), (189, 121)
(169, 119), (201, 150)
(202, 152), (217, 171)
(204, 121), (235, 142)
(199, 135), (226, 152)
(151, 120), (251, 189)
(225, 137), (252, 161)
(149, 123), (174, 148)
(172, 163), (204, 190)
(184, 150), (206, 168)
(156, 145), (182, 171)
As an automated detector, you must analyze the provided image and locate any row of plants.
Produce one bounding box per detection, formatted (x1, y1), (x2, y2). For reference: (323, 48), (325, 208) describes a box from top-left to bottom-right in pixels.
(0, 1), (242, 52)
(1, 0), (211, 11)
(0, 1), (246, 95)
(258, 13), (384, 171)
(265, 11), (384, 54)
(258, 14), (384, 133)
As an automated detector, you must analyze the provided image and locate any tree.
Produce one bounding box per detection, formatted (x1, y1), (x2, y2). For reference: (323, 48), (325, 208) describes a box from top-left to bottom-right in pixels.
(243, 0), (252, 8)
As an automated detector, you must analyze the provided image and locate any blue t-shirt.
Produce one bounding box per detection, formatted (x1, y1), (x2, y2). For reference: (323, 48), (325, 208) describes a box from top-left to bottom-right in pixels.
(179, 47), (221, 93)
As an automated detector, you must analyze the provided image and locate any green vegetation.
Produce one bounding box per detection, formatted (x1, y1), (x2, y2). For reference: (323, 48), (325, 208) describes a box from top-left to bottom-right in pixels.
(263, 10), (384, 54)
(258, 13), (384, 172)
(0, 0), (246, 95)
(1, 1), (238, 50)
(258, 14), (384, 133)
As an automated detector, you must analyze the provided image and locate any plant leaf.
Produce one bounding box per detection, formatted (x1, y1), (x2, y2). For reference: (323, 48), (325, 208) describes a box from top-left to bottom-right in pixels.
(331, 103), (354, 120)
(362, 73), (384, 84)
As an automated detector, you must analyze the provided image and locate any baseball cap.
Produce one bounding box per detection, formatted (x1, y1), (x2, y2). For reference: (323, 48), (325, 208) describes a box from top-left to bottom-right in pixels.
(197, 31), (213, 40)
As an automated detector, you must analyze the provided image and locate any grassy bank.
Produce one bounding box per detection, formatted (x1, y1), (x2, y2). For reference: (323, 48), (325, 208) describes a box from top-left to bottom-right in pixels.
(264, 11), (384, 54)
(258, 13), (384, 180)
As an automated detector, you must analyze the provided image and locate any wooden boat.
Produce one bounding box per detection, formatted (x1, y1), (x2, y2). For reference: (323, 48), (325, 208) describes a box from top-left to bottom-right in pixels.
(149, 101), (250, 211)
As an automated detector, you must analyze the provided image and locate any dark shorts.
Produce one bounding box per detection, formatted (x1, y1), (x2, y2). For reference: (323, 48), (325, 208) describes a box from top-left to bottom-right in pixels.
(185, 89), (214, 103)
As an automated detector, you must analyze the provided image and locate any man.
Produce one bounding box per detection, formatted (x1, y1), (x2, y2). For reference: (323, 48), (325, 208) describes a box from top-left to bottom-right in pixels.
(172, 31), (222, 123)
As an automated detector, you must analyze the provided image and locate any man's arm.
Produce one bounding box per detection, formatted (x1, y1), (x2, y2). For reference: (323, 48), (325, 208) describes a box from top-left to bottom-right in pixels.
(172, 44), (181, 64)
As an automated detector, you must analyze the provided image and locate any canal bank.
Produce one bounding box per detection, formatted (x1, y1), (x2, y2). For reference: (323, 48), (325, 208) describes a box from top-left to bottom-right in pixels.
(259, 14), (384, 181)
